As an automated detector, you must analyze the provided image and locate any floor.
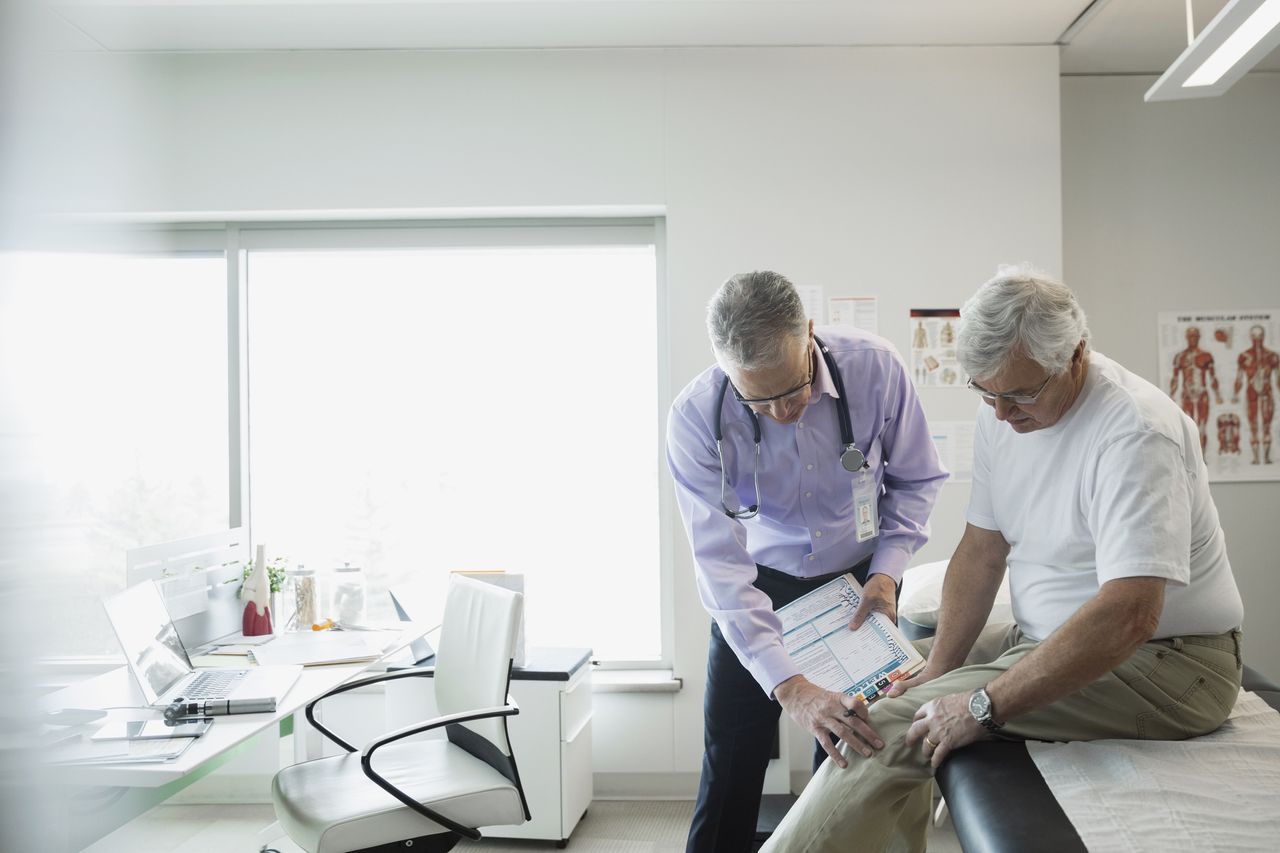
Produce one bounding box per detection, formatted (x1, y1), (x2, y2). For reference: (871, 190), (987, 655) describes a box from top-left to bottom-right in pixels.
(82, 800), (965, 852)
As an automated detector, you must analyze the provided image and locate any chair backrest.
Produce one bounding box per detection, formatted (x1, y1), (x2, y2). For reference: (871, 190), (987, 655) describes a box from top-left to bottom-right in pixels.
(434, 575), (522, 758)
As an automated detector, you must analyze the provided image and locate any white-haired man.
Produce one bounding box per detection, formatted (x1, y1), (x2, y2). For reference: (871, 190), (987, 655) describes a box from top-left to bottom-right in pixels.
(668, 271), (947, 853)
(762, 268), (1245, 853)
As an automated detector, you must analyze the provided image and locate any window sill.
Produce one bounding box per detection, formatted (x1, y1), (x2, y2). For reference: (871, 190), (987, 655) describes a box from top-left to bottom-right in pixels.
(591, 669), (682, 693)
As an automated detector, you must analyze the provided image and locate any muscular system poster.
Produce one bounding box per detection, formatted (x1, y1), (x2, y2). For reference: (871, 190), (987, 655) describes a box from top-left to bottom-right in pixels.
(1157, 310), (1280, 482)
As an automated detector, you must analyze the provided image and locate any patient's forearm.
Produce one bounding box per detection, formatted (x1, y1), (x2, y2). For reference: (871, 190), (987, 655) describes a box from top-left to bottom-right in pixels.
(926, 528), (1008, 674)
(986, 577), (1165, 724)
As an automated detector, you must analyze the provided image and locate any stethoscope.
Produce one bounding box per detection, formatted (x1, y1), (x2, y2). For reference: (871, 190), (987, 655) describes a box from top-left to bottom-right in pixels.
(713, 335), (868, 519)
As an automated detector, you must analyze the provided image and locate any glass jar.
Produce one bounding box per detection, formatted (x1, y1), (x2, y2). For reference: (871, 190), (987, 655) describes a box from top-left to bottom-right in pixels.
(330, 562), (367, 626)
(285, 565), (319, 630)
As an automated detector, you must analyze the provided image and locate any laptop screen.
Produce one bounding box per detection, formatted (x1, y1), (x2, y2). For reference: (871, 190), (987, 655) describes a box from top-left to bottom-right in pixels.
(103, 581), (195, 705)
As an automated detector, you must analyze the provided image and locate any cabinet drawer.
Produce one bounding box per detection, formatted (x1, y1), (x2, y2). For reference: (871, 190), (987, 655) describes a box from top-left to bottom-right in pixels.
(561, 717), (593, 837)
(560, 673), (592, 741)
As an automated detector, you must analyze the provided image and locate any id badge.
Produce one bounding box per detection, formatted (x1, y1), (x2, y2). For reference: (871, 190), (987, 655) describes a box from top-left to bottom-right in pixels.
(852, 469), (879, 543)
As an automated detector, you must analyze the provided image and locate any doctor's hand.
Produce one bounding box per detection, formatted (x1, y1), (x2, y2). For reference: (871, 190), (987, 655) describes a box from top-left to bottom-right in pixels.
(848, 572), (898, 630)
(774, 675), (884, 769)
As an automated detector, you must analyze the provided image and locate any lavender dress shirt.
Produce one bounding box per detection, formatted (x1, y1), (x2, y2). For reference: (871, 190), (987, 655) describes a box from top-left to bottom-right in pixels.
(667, 326), (947, 696)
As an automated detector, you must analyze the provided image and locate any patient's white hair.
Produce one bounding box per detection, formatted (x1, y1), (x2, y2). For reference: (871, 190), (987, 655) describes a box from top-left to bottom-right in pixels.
(957, 264), (1090, 380)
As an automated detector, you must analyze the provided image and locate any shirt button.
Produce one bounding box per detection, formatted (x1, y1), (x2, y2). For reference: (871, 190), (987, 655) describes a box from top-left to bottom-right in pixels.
(807, 555), (815, 562)
(806, 464), (814, 471)
(805, 491), (813, 498)
(814, 530), (823, 538)
(798, 422), (805, 428)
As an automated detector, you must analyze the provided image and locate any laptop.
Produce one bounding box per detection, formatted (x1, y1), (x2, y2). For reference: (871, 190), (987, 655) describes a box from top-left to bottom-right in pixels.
(104, 580), (302, 710)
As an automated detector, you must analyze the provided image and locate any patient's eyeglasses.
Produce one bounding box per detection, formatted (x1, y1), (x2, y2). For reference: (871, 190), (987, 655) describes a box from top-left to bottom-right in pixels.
(966, 373), (1054, 407)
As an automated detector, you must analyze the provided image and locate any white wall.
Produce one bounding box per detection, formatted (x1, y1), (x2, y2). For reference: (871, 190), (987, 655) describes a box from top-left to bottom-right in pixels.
(1062, 73), (1280, 681)
(27, 45), (1062, 792)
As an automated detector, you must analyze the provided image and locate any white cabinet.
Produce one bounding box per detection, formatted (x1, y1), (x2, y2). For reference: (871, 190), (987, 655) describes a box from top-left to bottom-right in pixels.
(385, 647), (593, 847)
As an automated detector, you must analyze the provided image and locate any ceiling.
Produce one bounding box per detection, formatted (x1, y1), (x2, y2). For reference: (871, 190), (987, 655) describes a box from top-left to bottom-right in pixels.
(31, 0), (1280, 74)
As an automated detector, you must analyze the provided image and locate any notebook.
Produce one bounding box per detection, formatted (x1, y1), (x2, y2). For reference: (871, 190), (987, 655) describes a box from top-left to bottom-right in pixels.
(103, 580), (302, 710)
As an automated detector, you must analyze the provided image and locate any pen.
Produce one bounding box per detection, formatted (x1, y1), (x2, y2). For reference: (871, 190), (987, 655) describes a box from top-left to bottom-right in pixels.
(164, 697), (276, 720)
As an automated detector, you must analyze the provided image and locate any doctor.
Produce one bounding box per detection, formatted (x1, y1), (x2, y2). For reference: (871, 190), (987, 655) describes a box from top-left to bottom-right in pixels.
(667, 270), (947, 853)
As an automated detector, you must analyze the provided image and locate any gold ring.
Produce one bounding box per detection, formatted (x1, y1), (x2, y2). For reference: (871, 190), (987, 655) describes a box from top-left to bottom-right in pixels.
(924, 735), (939, 749)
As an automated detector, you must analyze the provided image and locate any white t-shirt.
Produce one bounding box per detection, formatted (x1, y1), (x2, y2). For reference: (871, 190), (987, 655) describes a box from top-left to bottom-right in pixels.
(967, 352), (1243, 642)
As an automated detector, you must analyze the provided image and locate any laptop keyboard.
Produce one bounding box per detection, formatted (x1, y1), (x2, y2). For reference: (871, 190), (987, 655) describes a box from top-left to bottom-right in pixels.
(181, 669), (246, 700)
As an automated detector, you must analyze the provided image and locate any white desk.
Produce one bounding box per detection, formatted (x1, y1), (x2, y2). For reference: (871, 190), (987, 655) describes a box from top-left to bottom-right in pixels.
(43, 623), (430, 852)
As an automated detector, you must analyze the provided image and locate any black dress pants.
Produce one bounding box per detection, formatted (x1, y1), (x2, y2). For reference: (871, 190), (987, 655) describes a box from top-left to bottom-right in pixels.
(685, 558), (874, 853)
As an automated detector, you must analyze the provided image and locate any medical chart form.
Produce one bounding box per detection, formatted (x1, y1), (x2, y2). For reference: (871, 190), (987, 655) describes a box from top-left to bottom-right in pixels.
(778, 574), (924, 704)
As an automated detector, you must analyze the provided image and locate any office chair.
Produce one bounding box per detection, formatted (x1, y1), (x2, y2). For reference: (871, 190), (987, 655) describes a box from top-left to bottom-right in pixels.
(265, 575), (531, 853)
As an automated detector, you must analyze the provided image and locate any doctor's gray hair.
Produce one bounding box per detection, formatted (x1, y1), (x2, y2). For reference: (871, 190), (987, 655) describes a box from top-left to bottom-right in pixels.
(707, 271), (808, 371)
(957, 265), (1090, 380)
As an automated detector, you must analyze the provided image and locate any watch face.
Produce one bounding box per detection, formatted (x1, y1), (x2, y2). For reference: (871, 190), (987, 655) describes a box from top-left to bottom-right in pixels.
(970, 689), (991, 718)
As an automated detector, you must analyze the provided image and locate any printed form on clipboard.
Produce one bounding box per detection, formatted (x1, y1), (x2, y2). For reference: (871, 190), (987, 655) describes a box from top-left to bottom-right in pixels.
(777, 573), (925, 704)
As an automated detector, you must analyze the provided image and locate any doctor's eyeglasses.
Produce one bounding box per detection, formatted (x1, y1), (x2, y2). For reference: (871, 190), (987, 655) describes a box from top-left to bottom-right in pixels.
(729, 349), (816, 407)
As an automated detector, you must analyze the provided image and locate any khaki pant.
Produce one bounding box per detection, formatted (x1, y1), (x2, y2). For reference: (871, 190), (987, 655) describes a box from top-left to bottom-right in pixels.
(760, 623), (1244, 853)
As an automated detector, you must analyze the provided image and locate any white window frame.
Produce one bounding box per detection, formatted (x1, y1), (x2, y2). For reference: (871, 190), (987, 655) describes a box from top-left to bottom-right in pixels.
(27, 218), (673, 669)
(236, 219), (672, 668)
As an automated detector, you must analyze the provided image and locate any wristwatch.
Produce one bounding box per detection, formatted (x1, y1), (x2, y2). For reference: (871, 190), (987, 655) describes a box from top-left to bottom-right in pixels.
(969, 686), (1003, 733)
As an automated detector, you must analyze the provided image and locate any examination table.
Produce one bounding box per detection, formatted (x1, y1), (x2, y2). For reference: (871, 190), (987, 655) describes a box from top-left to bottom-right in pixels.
(896, 617), (1280, 852)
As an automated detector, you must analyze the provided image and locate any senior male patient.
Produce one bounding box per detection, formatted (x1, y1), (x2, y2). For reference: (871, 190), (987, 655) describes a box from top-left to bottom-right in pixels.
(762, 266), (1245, 853)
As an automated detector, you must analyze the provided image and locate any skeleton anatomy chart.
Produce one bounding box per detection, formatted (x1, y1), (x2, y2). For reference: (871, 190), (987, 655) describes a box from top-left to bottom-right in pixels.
(1158, 310), (1280, 482)
(908, 308), (965, 388)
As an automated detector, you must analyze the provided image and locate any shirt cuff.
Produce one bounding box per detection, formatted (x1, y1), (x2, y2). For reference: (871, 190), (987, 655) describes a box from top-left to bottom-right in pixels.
(749, 645), (802, 699)
(868, 544), (912, 584)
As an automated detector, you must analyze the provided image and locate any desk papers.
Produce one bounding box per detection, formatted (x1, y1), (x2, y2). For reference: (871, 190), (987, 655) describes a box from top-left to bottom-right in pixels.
(777, 573), (925, 704)
(247, 631), (382, 667)
(47, 734), (196, 765)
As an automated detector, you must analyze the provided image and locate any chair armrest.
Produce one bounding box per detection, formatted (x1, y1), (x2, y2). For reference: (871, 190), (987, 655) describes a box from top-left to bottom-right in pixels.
(358, 698), (520, 759)
(357, 700), (521, 842)
(305, 668), (439, 753)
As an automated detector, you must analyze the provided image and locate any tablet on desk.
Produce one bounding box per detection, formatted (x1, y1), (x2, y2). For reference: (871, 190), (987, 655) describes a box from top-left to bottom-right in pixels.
(91, 718), (213, 741)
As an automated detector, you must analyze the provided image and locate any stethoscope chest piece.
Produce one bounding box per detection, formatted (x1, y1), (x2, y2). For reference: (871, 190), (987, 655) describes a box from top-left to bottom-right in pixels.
(840, 446), (866, 472)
